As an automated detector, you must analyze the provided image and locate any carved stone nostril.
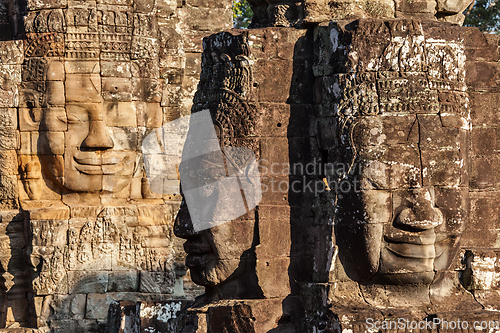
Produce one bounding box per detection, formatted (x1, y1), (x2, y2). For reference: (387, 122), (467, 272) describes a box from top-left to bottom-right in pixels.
(81, 120), (114, 149)
(395, 206), (444, 230)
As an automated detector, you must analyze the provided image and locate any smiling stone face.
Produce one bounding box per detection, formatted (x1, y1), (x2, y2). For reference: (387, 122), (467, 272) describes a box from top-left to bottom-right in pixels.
(315, 20), (470, 286)
(16, 0), (164, 198)
(334, 111), (468, 284)
(39, 60), (139, 193)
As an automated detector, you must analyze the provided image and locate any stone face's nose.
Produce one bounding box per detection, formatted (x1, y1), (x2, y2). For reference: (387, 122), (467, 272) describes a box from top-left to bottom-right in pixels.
(81, 104), (114, 150)
(174, 197), (196, 238)
(394, 189), (444, 230)
(82, 119), (114, 149)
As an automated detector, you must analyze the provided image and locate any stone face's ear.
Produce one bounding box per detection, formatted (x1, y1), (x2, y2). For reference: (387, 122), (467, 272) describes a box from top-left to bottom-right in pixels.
(20, 157), (43, 200)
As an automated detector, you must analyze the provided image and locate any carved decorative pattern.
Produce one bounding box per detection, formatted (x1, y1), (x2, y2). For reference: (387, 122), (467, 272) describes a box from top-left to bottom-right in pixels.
(25, 33), (64, 58)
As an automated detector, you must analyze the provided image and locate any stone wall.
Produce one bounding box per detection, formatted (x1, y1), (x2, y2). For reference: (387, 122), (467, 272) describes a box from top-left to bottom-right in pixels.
(110, 20), (500, 332)
(247, 0), (473, 27)
(0, 0), (232, 331)
(462, 28), (500, 306)
(106, 25), (317, 333)
(2, 0), (500, 332)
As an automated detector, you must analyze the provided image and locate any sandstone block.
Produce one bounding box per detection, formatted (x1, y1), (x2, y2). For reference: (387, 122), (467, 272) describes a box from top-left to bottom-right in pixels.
(470, 92), (500, 127)
(65, 74), (102, 103)
(466, 61), (500, 92)
(470, 156), (500, 189)
(101, 61), (132, 78)
(471, 127), (500, 156)
(86, 293), (117, 320)
(139, 271), (175, 294)
(68, 271), (108, 294)
(27, 0), (68, 10)
(107, 272), (139, 292)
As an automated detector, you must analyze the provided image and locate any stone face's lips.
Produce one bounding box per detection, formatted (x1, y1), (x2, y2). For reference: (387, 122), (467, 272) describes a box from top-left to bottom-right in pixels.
(183, 237), (213, 267)
(74, 155), (102, 166)
(386, 243), (436, 259)
(384, 230), (436, 245)
(184, 239), (212, 255)
(73, 153), (133, 175)
(74, 162), (102, 175)
(73, 155), (105, 175)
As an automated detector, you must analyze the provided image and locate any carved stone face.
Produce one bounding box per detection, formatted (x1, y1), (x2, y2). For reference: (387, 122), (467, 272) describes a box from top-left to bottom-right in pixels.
(40, 61), (139, 193)
(175, 199), (256, 287)
(334, 109), (469, 285)
(174, 180), (260, 300)
(18, 0), (163, 197)
(173, 134), (261, 298)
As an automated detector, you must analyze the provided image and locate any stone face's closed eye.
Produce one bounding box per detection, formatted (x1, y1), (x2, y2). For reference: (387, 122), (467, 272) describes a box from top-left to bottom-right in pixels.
(66, 114), (85, 124)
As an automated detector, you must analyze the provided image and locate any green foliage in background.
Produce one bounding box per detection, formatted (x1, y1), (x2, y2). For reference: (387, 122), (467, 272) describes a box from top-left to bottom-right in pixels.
(233, 0), (253, 28)
(464, 0), (500, 33)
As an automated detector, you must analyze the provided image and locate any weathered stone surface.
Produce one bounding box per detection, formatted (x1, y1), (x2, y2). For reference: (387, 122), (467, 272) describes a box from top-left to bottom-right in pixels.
(165, 28), (312, 331)
(126, 20), (492, 332)
(2, 0), (500, 331)
(0, 0), (234, 330)
(50, 294), (86, 320)
(315, 20), (469, 292)
(248, 0), (472, 27)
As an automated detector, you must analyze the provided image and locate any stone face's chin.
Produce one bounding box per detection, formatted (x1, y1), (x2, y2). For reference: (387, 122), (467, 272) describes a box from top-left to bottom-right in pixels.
(185, 254), (240, 287)
(183, 233), (239, 287)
